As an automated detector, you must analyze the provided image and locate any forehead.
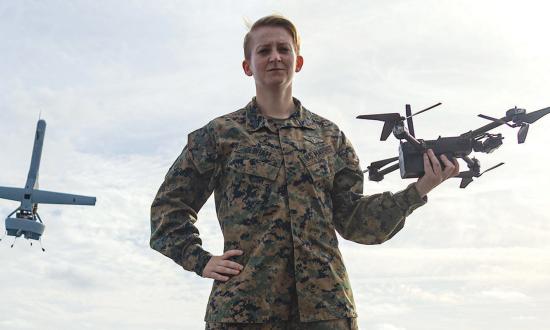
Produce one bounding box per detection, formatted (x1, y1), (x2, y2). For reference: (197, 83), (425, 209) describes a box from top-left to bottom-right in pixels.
(249, 26), (293, 48)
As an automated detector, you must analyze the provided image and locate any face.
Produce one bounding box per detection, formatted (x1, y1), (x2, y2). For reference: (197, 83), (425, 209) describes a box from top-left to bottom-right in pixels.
(242, 26), (304, 90)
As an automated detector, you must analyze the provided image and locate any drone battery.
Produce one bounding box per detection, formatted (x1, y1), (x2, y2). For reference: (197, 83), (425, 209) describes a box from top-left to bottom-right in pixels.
(399, 137), (473, 178)
(399, 143), (424, 178)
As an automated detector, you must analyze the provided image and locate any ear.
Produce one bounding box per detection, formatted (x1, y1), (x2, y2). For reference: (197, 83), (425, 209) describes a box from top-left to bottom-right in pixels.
(295, 55), (304, 73)
(242, 60), (253, 76)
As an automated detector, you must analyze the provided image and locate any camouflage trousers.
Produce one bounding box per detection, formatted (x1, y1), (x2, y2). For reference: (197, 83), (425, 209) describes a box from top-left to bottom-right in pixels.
(205, 317), (358, 330)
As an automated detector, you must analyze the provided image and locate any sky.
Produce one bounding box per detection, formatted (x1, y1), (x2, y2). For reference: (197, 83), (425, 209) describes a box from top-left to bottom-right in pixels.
(1, 0), (549, 329)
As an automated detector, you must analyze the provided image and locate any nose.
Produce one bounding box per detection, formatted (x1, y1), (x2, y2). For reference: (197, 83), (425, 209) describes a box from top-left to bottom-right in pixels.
(269, 50), (282, 62)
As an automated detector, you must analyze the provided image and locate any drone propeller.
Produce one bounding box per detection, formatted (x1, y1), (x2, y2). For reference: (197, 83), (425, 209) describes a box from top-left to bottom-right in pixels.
(356, 113), (402, 141)
(478, 112), (533, 144)
(364, 156), (399, 173)
(456, 171), (473, 179)
(514, 106), (550, 142)
(356, 103), (442, 123)
(480, 162), (505, 175)
(459, 176), (474, 188)
(407, 102), (442, 119)
(356, 113), (402, 122)
(522, 106), (550, 124)
(518, 124), (529, 144)
(456, 162), (504, 188)
(357, 102), (442, 141)
(478, 114), (513, 127)
(380, 121), (394, 141)
(405, 104), (415, 137)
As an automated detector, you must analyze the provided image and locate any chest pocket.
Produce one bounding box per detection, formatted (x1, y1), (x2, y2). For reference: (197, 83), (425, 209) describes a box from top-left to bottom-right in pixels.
(224, 144), (282, 217)
(227, 145), (282, 181)
(299, 143), (335, 185)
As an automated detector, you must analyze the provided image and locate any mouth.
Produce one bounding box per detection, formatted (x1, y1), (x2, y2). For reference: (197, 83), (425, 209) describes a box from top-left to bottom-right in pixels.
(267, 68), (285, 72)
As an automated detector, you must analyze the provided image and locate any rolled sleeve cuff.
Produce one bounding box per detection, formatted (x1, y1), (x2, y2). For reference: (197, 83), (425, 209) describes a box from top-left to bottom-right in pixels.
(184, 244), (213, 277)
(401, 182), (428, 210)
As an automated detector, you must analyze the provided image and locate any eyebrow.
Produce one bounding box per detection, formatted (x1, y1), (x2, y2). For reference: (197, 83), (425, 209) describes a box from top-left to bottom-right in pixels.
(255, 42), (292, 49)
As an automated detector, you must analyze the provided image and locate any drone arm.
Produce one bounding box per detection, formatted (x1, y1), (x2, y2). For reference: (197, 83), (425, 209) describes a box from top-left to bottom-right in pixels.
(393, 125), (424, 151)
(365, 157), (399, 181)
(465, 114), (511, 139)
(367, 163), (401, 182)
(461, 155), (481, 176)
(461, 155), (475, 167)
(403, 133), (424, 151)
(378, 163), (400, 176)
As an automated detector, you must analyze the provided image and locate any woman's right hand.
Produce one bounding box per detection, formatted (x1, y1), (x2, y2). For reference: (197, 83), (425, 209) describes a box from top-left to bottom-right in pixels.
(202, 249), (244, 282)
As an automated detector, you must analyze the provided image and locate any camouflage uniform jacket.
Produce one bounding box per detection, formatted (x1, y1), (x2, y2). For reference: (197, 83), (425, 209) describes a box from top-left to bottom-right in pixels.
(150, 98), (426, 323)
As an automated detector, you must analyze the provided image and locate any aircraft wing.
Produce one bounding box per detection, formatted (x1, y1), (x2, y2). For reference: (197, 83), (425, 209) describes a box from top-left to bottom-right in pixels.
(31, 189), (96, 206)
(0, 186), (25, 202)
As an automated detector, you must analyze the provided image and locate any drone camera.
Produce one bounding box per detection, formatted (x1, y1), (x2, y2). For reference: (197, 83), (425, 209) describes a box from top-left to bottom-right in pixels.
(477, 134), (504, 153)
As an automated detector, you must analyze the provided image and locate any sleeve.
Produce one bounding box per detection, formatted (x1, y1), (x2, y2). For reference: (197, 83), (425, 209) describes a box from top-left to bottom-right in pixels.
(331, 131), (427, 244)
(150, 122), (219, 276)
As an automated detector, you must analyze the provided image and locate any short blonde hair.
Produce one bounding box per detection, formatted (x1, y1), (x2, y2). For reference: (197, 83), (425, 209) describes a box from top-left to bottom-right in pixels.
(243, 15), (301, 60)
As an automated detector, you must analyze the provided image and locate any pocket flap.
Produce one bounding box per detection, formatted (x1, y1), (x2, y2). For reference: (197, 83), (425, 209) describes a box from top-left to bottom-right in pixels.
(228, 146), (282, 181)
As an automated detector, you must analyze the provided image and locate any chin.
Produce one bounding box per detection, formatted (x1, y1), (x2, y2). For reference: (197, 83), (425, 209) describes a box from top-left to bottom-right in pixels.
(269, 82), (291, 89)
(260, 78), (286, 86)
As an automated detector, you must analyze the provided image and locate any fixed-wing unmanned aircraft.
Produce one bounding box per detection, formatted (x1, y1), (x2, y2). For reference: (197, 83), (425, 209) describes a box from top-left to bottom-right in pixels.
(0, 119), (96, 250)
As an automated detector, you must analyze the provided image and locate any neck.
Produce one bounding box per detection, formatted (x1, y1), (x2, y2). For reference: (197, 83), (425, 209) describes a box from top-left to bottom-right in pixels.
(255, 86), (295, 119)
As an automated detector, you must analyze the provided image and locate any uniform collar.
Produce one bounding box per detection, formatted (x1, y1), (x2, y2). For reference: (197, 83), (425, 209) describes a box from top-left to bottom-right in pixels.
(245, 97), (318, 132)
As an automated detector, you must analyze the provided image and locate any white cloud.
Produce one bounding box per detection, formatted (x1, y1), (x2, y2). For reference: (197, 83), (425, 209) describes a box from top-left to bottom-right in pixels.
(1, 1), (550, 329)
(480, 289), (532, 303)
(375, 323), (408, 330)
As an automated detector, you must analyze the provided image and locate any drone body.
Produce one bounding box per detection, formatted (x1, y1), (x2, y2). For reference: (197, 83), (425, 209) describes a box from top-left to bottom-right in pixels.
(357, 104), (550, 188)
(398, 136), (473, 178)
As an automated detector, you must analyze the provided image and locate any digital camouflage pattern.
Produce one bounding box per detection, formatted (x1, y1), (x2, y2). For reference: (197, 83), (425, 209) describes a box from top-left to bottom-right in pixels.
(150, 98), (426, 323)
(205, 316), (358, 329)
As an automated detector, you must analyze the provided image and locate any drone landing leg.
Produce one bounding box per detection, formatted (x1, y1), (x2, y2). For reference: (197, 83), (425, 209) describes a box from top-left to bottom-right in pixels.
(10, 236), (18, 248)
(39, 239), (45, 252)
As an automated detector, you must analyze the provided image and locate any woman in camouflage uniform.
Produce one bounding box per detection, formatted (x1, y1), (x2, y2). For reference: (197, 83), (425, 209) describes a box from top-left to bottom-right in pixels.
(150, 15), (459, 330)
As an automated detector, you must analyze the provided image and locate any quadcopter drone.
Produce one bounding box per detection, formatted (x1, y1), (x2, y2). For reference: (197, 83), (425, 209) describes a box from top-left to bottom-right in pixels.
(357, 103), (550, 188)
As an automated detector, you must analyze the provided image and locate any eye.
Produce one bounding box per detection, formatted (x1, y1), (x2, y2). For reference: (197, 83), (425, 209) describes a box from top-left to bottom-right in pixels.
(258, 48), (269, 54)
(278, 47), (290, 53)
